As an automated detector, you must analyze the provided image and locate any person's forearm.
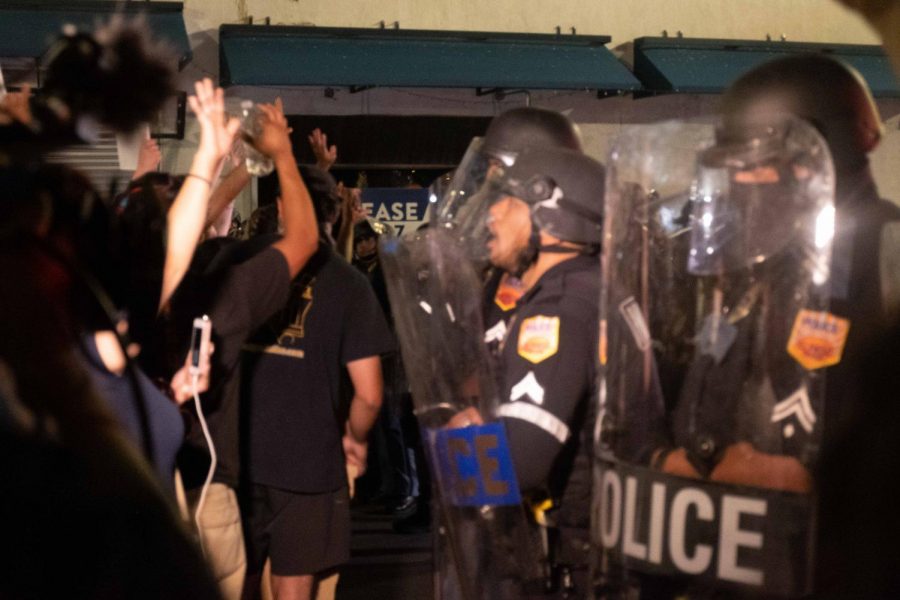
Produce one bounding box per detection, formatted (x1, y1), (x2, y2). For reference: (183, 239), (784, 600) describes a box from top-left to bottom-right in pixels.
(336, 218), (354, 262)
(272, 153), (318, 275)
(159, 152), (218, 310)
(205, 164), (250, 230)
(347, 391), (381, 443)
(710, 442), (811, 493)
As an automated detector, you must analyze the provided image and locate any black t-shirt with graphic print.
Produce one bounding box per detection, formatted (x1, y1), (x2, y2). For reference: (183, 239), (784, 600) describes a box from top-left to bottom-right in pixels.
(174, 239), (292, 490)
(241, 244), (393, 493)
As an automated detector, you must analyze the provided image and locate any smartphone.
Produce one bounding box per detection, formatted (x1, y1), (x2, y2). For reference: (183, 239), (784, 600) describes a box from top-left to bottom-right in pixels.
(190, 315), (212, 375)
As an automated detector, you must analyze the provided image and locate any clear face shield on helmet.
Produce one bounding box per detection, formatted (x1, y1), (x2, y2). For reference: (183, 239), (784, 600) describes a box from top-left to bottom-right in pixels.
(687, 121), (833, 279)
(432, 138), (514, 267)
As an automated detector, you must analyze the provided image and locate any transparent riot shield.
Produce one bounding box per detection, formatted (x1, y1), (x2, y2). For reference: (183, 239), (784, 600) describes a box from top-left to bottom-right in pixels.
(431, 138), (501, 269)
(592, 116), (836, 598)
(379, 228), (545, 600)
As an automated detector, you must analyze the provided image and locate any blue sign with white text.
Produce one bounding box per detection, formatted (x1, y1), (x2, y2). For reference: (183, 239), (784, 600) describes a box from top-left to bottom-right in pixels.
(432, 422), (522, 507)
(360, 188), (431, 236)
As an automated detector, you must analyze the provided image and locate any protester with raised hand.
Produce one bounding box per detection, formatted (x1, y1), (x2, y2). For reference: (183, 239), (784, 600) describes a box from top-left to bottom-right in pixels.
(84, 77), (239, 495)
(171, 97), (318, 600)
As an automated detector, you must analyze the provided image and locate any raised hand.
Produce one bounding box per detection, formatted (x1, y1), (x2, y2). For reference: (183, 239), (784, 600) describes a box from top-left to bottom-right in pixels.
(187, 78), (240, 166)
(337, 183), (368, 225)
(308, 127), (337, 171)
(251, 98), (294, 162)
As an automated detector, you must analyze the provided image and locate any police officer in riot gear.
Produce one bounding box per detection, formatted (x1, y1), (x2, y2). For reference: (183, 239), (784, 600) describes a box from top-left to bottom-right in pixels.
(452, 146), (605, 597)
(594, 113), (836, 598)
(720, 55), (900, 437)
(724, 56), (900, 597)
(656, 130), (829, 494)
(478, 108), (585, 361)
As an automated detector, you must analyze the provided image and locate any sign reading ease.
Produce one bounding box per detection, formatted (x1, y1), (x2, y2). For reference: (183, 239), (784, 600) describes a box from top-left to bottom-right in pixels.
(593, 459), (814, 597)
(431, 423), (522, 507)
(360, 188), (431, 236)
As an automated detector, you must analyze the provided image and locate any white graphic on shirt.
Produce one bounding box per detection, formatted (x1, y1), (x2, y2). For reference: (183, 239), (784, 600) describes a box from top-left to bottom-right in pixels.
(770, 386), (816, 434)
(509, 371), (545, 405)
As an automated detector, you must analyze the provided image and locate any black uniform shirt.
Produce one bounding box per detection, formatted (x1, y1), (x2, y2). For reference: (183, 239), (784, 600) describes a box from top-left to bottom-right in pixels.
(495, 254), (600, 567)
(496, 255), (599, 496)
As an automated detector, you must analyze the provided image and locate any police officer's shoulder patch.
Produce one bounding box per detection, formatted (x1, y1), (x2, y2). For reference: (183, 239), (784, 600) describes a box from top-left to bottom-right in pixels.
(786, 309), (850, 370)
(517, 315), (560, 364)
(494, 275), (525, 312)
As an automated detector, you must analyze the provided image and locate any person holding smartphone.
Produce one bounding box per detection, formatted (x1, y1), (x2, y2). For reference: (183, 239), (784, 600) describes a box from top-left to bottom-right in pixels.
(170, 99), (319, 600)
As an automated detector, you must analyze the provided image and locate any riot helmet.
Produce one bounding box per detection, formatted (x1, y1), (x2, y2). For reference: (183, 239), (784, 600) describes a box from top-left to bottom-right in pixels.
(720, 54), (881, 177)
(486, 147), (605, 274)
(433, 109), (584, 262)
(481, 107), (583, 167)
(688, 116), (835, 277)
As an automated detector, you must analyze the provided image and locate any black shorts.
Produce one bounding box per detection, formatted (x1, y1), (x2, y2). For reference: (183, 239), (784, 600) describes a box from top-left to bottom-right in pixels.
(242, 483), (351, 576)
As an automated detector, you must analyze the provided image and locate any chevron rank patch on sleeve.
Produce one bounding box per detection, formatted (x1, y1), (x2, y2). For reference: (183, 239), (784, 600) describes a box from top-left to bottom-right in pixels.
(510, 371), (545, 405)
(770, 385), (816, 436)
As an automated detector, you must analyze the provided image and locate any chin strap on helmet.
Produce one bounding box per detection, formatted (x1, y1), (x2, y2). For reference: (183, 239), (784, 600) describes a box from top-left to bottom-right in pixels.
(511, 216), (543, 278)
(511, 219), (601, 278)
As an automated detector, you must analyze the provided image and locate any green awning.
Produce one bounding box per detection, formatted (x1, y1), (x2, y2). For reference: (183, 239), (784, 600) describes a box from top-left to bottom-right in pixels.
(0, 1), (191, 68)
(220, 25), (641, 93)
(634, 37), (899, 97)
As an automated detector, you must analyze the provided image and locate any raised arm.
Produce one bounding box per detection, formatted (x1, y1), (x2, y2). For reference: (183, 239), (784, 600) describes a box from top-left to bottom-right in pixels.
(335, 184), (356, 261)
(253, 99), (319, 277)
(308, 127), (337, 172)
(159, 78), (239, 310)
(205, 163), (250, 232)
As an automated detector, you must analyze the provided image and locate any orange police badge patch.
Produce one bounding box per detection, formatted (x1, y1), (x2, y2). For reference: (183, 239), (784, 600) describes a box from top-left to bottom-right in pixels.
(518, 315), (560, 364)
(494, 276), (526, 312)
(787, 309), (850, 370)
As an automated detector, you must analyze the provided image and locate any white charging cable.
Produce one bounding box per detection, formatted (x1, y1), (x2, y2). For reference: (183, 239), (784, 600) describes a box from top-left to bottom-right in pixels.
(191, 371), (217, 555)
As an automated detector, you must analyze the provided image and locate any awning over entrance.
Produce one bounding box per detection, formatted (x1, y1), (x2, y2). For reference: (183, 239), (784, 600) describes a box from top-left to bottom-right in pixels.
(219, 25), (641, 94)
(633, 37), (899, 97)
(0, 1), (191, 68)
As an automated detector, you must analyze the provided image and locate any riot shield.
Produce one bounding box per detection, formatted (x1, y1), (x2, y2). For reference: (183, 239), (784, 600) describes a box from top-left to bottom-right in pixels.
(379, 228), (545, 600)
(431, 138), (501, 269)
(592, 116), (836, 598)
